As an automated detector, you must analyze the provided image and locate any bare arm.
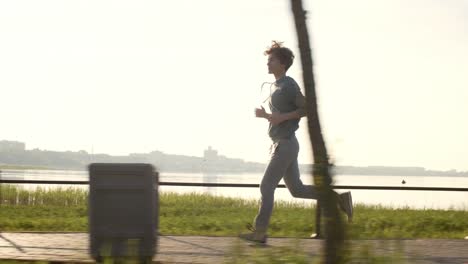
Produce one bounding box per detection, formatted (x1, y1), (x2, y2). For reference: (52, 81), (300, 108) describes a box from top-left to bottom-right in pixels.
(255, 106), (271, 119)
(269, 92), (306, 125)
(269, 110), (302, 125)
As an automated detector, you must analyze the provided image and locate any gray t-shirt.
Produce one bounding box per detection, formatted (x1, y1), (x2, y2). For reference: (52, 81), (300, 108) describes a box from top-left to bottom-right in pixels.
(268, 76), (306, 141)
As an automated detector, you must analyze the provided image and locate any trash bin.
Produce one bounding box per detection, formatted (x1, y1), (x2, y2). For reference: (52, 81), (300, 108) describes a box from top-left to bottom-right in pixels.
(88, 163), (158, 262)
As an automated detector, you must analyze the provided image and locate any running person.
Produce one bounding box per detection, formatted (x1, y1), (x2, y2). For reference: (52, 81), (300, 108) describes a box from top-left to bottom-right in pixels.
(240, 41), (353, 244)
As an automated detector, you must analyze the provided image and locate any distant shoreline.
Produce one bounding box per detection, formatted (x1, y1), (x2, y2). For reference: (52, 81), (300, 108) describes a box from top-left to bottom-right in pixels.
(2, 140), (467, 177)
(1, 164), (467, 177)
(0, 165), (54, 170)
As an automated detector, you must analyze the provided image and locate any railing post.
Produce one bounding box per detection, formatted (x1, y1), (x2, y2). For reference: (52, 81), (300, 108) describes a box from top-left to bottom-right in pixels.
(0, 169), (2, 206)
(310, 199), (322, 239)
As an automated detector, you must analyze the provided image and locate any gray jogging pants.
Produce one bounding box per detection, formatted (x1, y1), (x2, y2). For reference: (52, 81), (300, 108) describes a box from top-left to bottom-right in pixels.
(254, 135), (319, 233)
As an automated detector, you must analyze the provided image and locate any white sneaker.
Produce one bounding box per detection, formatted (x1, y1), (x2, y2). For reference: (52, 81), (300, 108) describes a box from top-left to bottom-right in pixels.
(339, 191), (353, 223)
(239, 231), (267, 244)
(239, 224), (267, 244)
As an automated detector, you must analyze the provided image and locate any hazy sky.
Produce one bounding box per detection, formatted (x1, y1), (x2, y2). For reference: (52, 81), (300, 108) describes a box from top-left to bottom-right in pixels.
(1, 0), (467, 171)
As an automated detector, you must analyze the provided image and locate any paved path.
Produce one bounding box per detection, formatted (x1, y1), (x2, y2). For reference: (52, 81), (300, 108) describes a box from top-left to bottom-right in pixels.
(1, 232), (468, 263)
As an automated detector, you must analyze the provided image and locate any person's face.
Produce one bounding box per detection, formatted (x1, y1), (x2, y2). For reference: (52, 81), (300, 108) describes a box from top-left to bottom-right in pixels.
(267, 54), (285, 75)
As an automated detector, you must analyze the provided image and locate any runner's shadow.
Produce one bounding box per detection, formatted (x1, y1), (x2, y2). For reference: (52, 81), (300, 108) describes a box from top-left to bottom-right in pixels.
(160, 236), (225, 254)
(0, 234), (26, 253)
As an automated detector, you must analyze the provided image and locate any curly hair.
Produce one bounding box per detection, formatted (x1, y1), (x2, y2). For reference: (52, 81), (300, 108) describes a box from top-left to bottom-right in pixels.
(264, 41), (295, 71)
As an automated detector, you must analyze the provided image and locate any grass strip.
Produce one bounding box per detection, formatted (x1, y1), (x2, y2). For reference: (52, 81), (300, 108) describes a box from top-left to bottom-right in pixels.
(0, 185), (467, 239)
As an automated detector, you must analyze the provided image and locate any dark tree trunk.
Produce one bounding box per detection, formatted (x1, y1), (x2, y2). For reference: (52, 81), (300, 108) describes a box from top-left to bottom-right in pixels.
(290, 1), (345, 263)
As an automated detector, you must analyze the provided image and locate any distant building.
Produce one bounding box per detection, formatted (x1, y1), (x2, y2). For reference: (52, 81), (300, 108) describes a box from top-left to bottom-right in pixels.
(203, 146), (218, 161)
(0, 140), (26, 152)
(202, 146), (251, 172)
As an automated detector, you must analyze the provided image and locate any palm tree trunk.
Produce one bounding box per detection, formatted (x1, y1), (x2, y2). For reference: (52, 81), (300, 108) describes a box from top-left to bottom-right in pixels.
(290, 1), (345, 263)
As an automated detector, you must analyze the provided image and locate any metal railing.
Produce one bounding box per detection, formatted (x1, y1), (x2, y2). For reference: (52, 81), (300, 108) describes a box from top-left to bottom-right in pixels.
(1, 179), (468, 192)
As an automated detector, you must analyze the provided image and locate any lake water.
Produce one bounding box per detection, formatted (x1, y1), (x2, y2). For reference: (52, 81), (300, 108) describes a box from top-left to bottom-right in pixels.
(1, 169), (468, 210)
